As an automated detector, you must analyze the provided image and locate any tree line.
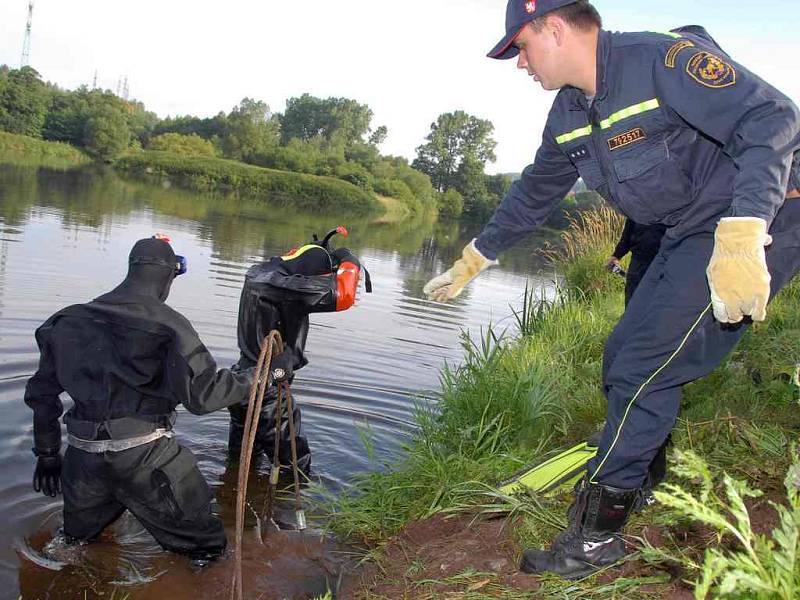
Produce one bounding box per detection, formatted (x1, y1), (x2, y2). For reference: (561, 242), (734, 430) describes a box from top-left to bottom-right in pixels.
(0, 65), (510, 219)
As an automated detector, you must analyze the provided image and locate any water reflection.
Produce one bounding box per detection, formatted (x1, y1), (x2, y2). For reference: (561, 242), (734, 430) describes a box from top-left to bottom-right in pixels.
(0, 162), (557, 598)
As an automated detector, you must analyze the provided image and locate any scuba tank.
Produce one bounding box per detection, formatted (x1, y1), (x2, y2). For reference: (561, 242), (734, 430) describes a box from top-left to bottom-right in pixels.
(248, 226), (372, 314)
(280, 225), (372, 312)
(236, 226), (372, 366)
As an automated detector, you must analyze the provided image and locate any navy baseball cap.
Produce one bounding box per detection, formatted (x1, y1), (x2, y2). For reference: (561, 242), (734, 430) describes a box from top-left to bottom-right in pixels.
(488, 0), (580, 59)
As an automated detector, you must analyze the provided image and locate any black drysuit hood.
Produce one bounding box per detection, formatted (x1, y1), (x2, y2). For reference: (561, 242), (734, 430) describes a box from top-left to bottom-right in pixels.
(107, 237), (179, 302)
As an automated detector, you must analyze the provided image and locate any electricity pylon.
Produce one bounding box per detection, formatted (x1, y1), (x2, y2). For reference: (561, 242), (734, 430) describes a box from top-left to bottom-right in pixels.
(20, 1), (34, 67)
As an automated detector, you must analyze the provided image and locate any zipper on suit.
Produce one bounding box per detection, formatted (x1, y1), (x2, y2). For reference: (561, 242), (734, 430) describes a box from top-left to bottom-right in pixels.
(588, 102), (615, 201)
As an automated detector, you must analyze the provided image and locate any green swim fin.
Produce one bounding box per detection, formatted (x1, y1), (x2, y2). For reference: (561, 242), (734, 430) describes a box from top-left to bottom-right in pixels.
(498, 437), (599, 496)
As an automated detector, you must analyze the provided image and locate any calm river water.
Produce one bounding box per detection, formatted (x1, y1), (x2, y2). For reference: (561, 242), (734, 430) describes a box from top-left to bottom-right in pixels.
(0, 163), (557, 599)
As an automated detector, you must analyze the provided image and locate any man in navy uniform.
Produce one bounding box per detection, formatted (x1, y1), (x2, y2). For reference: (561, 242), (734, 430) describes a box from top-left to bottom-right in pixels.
(424, 0), (800, 579)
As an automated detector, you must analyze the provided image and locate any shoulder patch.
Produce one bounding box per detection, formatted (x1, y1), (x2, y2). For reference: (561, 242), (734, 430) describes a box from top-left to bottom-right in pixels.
(664, 40), (695, 68)
(685, 51), (736, 88)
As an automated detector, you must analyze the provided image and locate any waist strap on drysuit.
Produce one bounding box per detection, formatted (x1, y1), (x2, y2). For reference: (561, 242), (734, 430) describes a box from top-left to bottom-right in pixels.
(65, 411), (176, 453)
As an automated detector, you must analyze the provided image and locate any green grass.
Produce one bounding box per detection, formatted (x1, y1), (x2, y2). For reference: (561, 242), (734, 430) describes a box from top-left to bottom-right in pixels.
(0, 131), (91, 168)
(114, 150), (381, 214)
(326, 205), (800, 598)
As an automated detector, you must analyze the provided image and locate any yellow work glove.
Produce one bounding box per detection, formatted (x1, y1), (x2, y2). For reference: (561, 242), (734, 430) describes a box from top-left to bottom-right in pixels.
(423, 239), (497, 302)
(706, 217), (772, 323)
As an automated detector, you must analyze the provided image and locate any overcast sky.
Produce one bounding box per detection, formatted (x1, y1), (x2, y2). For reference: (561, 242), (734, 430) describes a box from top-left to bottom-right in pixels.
(1, 0), (798, 173)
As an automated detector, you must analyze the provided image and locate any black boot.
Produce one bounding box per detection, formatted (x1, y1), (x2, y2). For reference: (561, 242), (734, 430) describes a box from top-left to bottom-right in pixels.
(520, 478), (638, 579)
(635, 435), (670, 511)
(228, 396), (312, 475)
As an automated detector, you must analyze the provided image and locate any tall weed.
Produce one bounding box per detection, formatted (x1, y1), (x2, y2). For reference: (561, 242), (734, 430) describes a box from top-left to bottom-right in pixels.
(644, 447), (800, 600)
(540, 205), (625, 297)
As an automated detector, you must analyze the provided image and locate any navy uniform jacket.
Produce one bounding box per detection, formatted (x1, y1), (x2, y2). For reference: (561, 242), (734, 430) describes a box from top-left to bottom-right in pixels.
(476, 27), (800, 259)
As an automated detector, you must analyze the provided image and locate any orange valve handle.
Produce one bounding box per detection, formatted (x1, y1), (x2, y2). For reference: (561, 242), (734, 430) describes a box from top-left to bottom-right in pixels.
(335, 260), (360, 311)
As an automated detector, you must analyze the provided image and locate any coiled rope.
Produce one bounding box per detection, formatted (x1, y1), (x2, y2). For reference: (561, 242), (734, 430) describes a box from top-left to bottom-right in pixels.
(229, 330), (305, 600)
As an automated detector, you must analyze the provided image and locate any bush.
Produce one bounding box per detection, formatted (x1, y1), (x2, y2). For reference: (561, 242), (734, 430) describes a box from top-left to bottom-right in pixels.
(437, 188), (464, 218)
(369, 157), (437, 214)
(395, 162), (436, 211)
(334, 162), (374, 191)
(251, 138), (325, 175)
(115, 150), (379, 213)
(83, 105), (130, 162)
(148, 132), (217, 157)
(345, 141), (379, 170)
(0, 130), (90, 166)
(373, 177), (422, 214)
(645, 448), (800, 600)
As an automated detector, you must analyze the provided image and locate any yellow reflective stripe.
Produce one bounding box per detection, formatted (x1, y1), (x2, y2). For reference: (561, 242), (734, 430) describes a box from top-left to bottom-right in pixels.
(651, 30), (682, 39)
(589, 303), (713, 484)
(555, 99), (660, 144)
(555, 124), (593, 145)
(599, 98), (660, 129)
(281, 244), (319, 261)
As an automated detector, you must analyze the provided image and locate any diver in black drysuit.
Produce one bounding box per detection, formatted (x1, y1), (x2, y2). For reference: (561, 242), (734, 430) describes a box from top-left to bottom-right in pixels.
(24, 237), (253, 560)
(227, 260), (314, 473)
(227, 243), (365, 474)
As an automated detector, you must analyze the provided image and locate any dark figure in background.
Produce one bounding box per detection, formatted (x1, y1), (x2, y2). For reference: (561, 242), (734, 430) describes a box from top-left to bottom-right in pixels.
(790, 150), (800, 199)
(606, 219), (667, 305)
(25, 236), (253, 561)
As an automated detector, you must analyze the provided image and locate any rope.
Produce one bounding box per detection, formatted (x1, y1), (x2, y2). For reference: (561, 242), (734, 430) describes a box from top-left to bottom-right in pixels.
(283, 382), (306, 528)
(229, 330), (307, 600)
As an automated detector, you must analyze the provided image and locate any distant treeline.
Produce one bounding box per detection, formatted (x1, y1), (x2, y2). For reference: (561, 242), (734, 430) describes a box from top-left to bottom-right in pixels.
(0, 64), (535, 220)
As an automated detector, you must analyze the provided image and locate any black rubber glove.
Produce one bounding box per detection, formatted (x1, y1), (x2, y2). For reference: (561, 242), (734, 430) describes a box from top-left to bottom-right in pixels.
(33, 451), (62, 497)
(270, 351), (294, 383)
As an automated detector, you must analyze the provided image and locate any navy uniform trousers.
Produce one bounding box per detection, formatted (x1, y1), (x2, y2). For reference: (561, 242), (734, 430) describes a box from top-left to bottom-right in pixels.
(588, 200), (800, 489)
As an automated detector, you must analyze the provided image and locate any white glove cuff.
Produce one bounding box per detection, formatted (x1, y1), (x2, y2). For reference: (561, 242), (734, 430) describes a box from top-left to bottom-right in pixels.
(468, 239), (499, 267)
(718, 217), (772, 246)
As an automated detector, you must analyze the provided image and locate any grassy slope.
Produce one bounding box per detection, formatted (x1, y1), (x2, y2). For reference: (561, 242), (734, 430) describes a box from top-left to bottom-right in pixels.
(0, 133), (429, 219)
(373, 194), (412, 223)
(114, 150), (380, 214)
(0, 131), (91, 167)
(327, 207), (800, 598)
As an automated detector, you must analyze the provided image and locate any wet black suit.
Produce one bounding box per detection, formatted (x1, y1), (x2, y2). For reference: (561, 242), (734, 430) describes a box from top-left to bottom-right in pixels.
(24, 239), (252, 558)
(227, 259), (313, 472)
(612, 219), (667, 305)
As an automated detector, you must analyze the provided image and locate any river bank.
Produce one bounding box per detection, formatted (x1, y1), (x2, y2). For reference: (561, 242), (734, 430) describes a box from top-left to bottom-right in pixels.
(6, 146), (797, 598)
(115, 150), (381, 214)
(0, 132), (396, 216)
(0, 131), (91, 168)
(330, 207), (800, 599)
